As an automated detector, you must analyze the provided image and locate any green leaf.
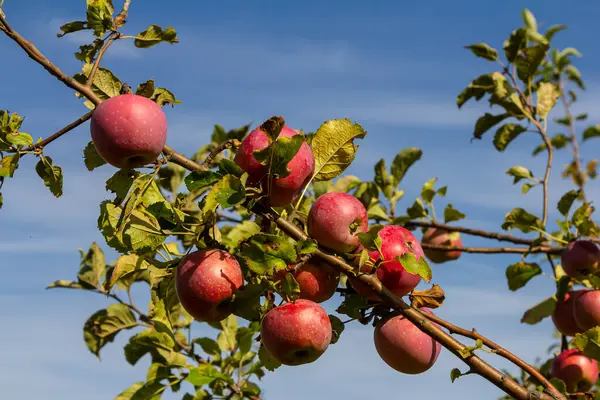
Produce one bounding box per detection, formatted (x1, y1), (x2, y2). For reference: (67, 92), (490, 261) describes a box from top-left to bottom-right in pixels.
(406, 198), (428, 219)
(329, 315), (345, 344)
(206, 174), (246, 209)
(311, 119), (367, 181)
(258, 345), (281, 371)
(515, 44), (549, 83)
(74, 63), (122, 101)
(254, 134), (305, 178)
(187, 364), (230, 387)
(522, 182), (535, 195)
(123, 209), (167, 254)
(46, 280), (85, 290)
(83, 141), (107, 171)
(557, 189), (581, 216)
(521, 9), (537, 31)
(548, 378), (567, 396)
(420, 177), (437, 203)
(0, 192), (3, 209)
(5, 131), (33, 147)
(544, 24), (567, 41)
(398, 253), (432, 283)
(357, 224), (384, 251)
(57, 21), (88, 37)
(520, 296), (556, 324)
(296, 239), (319, 255)
(221, 220), (262, 251)
(336, 293), (369, 319)
(106, 169), (138, 203)
(374, 159), (393, 199)
(493, 124), (527, 152)
(473, 113), (509, 140)
(83, 303), (137, 358)
(218, 158), (245, 177)
(77, 242), (106, 289)
(536, 82), (559, 120)
(367, 202), (391, 222)
(532, 133), (569, 156)
(184, 170), (223, 192)
(574, 327), (600, 362)
(75, 39), (104, 63)
(231, 282), (268, 321)
(124, 328), (185, 367)
(105, 254), (149, 291)
(0, 154), (20, 177)
(444, 204), (466, 224)
(501, 208), (544, 233)
(98, 201), (128, 253)
(391, 148), (422, 185)
(450, 368), (463, 383)
(464, 43), (498, 61)
(35, 155), (63, 197)
(506, 165), (534, 184)
(583, 125), (600, 141)
(193, 338), (221, 358)
(503, 28), (527, 63)
(238, 234), (297, 275)
(217, 315), (238, 352)
(506, 262), (542, 291)
(86, 0), (115, 37)
(133, 25), (179, 48)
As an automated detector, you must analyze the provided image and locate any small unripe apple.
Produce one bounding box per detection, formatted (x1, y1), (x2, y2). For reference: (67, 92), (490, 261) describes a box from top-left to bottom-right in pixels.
(175, 249), (244, 322)
(551, 349), (599, 393)
(421, 227), (462, 264)
(307, 192), (369, 254)
(552, 291), (586, 337)
(374, 308), (442, 374)
(573, 289), (600, 332)
(275, 262), (340, 303)
(561, 240), (600, 278)
(351, 225), (423, 300)
(260, 299), (332, 366)
(90, 94), (167, 168)
(234, 125), (315, 207)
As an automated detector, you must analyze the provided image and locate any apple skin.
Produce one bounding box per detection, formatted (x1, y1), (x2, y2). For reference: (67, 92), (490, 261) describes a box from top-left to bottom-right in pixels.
(374, 308), (442, 374)
(561, 240), (600, 279)
(175, 249), (244, 322)
(350, 225), (424, 300)
(234, 125), (315, 207)
(421, 228), (462, 264)
(275, 262), (340, 303)
(90, 94), (167, 168)
(307, 192), (369, 254)
(551, 348), (599, 393)
(552, 291), (586, 337)
(573, 289), (600, 332)
(260, 299), (332, 366)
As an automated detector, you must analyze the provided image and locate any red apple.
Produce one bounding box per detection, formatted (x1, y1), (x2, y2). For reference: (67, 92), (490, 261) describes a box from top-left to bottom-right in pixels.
(350, 225), (424, 300)
(234, 124), (314, 207)
(260, 299), (332, 366)
(552, 291), (586, 337)
(175, 249), (244, 322)
(307, 192), (369, 254)
(374, 308), (442, 374)
(90, 94), (167, 168)
(421, 227), (462, 264)
(551, 349), (599, 393)
(561, 240), (600, 278)
(573, 289), (600, 332)
(275, 261), (340, 303)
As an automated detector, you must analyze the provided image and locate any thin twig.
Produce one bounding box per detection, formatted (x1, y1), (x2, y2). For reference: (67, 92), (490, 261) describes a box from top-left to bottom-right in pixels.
(86, 32), (120, 87)
(25, 111), (93, 151)
(114, 0), (132, 27)
(204, 139), (241, 166)
(163, 145), (208, 171)
(421, 243), (562, 255)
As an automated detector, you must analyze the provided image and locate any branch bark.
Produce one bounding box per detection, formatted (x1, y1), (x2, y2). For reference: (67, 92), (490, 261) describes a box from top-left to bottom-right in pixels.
(404, 220), (535, 245)
(421, 243), (562, 255)
(25, 111), (93, 151)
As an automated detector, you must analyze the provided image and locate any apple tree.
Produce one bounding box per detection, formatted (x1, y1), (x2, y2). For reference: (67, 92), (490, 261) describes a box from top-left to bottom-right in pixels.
(2, 2), (600, 399)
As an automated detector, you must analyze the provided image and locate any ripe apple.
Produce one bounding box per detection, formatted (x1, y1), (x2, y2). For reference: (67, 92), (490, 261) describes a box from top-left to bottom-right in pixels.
(573, 289), (600, 332)
(90, 94), (168, 168)
(234, 125), (315, 207)
(307, 192), (369, 254)
(551, 348), (599, 393)
(374, 308), (442, 374)
(275, 262), (340, 303)
(260, 299), (332, 366)
(561, 240), (600, 278)
(175, 249), (244, 322)
(552, 291), (586, 337)
(421, 227), (462, 264)
(350, 225), (424, 300)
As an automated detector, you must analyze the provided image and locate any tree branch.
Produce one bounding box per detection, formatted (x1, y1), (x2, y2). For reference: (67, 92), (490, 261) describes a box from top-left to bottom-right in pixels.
(404, 220), (535, 245)
(24, 111), (94, 151)
(204, 139), (241, 166)
(421, 243), (562, 255)
(86, 32), (120, 87)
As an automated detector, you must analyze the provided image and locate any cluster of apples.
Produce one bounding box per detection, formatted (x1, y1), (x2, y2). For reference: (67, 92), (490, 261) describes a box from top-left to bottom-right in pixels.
(549, 240), (600, 392)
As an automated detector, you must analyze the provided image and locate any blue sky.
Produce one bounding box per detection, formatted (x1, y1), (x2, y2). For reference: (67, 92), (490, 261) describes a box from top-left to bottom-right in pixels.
(2, 0), (600, 399)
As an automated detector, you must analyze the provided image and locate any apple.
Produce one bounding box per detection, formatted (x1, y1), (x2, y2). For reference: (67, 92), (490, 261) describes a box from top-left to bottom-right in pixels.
(175, 249), (244, 322)
(421, 227), (462, 264)
(307, 192), (369, 254)
(350, 225), (424, 300)
(275, 261), (340, 303)
(561, 240), (600, 278)
(374, 308), (442, 374)
(260, 299), (332, 366)
(551, 348), (599, 393)
(90, 94), (167, 168)
(234, 124), (315, 207)
(573, 289), (600, 332)
(552, 291), (586, 337)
